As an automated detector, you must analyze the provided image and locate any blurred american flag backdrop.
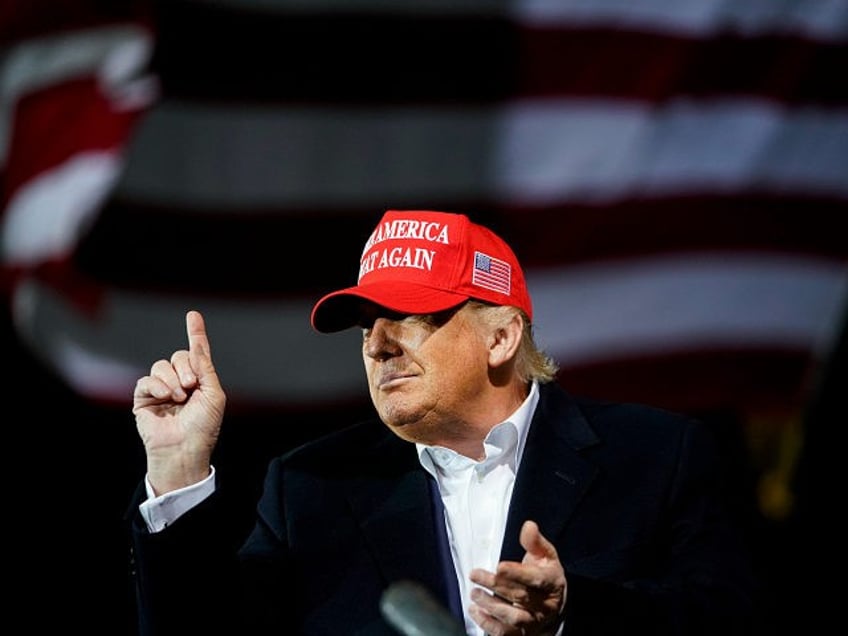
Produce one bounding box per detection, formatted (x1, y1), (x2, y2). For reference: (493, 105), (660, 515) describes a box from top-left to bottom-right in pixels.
(2, 1), (846, 632)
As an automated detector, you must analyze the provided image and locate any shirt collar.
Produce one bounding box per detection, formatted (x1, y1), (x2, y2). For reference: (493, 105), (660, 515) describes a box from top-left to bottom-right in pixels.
(416, 380), (540, 477)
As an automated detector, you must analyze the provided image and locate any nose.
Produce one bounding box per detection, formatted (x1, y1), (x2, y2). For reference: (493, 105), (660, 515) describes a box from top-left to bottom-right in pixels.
(364, 317), (403, 361)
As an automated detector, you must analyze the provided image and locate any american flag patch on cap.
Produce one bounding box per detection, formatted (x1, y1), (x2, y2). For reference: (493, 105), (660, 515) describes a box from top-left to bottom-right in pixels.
(472, 251), (511, 295)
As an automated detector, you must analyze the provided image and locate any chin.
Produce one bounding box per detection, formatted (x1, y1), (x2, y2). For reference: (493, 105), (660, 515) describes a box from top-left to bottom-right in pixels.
(381, 412), (428, 441)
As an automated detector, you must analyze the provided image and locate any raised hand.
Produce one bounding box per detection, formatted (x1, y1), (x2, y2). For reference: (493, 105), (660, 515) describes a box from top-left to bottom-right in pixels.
(133, 310), (227, 495)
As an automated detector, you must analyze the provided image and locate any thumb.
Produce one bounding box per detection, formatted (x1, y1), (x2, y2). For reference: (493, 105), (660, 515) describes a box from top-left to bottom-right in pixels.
(520, 520), (557, 562)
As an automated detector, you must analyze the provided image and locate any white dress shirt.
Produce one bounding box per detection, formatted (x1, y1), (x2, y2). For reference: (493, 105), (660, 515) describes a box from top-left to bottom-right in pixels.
(416, 381), (539, 636)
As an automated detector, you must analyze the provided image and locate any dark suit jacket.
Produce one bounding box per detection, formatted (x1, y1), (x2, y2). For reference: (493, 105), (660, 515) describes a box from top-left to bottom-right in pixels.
(128, 382), (756, 635)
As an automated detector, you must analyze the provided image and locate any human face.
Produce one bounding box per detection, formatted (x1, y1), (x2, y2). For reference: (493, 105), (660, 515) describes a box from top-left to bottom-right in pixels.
(359, 302), (494, 449)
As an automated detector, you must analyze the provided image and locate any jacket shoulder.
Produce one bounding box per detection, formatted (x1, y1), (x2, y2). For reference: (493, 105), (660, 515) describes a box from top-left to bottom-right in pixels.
(538, 381), (704, 448)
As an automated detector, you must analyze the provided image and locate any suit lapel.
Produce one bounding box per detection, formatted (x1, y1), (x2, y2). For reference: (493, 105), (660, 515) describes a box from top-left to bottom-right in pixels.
(345, 431), (450, 606)
(500, 384), (600, 562)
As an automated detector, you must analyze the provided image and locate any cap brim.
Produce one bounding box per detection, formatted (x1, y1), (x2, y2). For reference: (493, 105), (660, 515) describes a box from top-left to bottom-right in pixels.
(310, 282), (471, 333)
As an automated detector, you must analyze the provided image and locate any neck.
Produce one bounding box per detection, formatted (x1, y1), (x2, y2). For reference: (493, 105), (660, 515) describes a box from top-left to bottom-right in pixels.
(439, 380), (530, 459)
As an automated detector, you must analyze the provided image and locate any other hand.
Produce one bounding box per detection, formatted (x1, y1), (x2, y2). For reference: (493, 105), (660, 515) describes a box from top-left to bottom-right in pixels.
(468, 520), (567, 636)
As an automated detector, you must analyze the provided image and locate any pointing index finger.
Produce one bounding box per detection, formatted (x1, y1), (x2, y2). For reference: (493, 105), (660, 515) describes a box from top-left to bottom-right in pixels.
(186, 309), (211, 360)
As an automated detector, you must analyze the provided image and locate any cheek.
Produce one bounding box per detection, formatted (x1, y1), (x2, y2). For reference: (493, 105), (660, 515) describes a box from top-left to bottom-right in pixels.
(431, 336), (489, 391)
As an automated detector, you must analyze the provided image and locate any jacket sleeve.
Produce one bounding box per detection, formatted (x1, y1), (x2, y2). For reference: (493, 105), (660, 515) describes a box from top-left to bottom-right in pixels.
(128, 482), (244, 636)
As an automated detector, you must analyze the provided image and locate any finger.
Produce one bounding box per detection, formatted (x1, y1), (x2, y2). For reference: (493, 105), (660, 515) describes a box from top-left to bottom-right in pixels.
(469, 589), (529, 636)
(468, 604), (506, 636)
(471, 560), (547, 594)
(133, 375), (175, 402)
(186, 310), (215, 379)
(148, 358), (188, 401)
(469, 567), (495, 588)
(470, 586), (522, 614)
(469, 567), (527, 606)
(169, 349), (197, 391)
(186, 309), (210, 357)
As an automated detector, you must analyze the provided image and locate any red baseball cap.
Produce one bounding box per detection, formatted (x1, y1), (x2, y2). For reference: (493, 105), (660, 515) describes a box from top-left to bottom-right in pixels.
(310, 210), (532, 333)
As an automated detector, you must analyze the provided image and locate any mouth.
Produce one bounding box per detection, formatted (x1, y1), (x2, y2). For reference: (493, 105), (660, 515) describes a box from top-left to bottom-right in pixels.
(377, 371), (415, 389)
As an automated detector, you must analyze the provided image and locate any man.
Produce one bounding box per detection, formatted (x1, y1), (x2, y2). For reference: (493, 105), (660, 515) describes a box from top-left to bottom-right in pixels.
(128, 210), (756, 635)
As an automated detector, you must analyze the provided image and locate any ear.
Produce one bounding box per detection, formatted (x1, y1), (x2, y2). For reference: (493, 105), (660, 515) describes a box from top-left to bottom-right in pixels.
(488, 311), (523, 369)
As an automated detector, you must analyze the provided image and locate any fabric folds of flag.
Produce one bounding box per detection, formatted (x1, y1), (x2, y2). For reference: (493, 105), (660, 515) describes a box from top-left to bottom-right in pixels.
(2, 0), (846, 430)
